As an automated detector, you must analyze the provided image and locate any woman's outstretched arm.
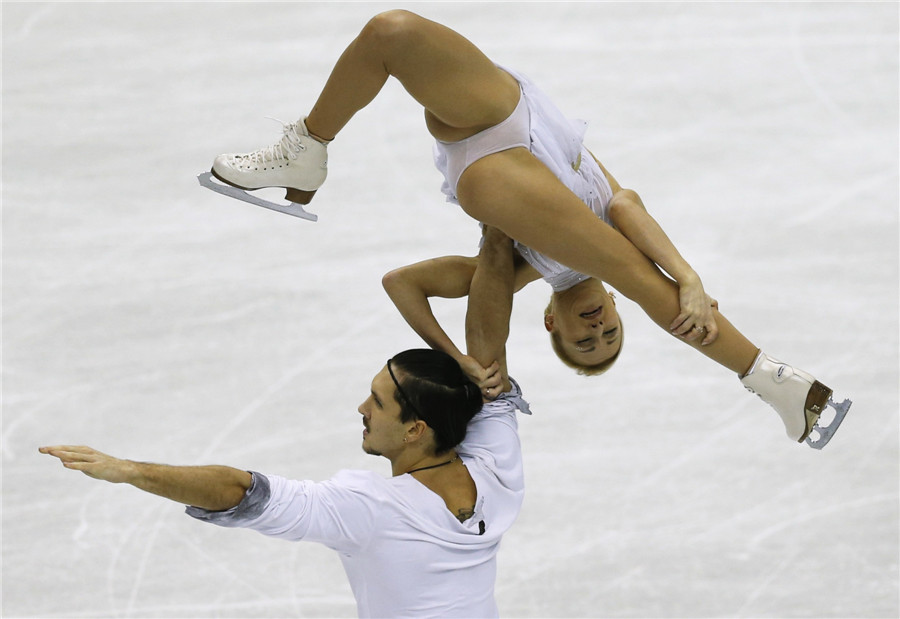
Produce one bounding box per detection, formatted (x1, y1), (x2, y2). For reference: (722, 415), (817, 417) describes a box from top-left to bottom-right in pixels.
(608, 188), (719, 345)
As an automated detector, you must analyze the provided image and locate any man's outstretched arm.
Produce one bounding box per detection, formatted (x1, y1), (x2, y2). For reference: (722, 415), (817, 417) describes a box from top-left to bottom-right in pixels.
(40, 445), (251, 511)
(465, 226), (515, 396)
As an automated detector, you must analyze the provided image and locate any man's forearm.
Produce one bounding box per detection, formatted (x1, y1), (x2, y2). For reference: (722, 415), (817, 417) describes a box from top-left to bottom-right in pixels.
(126, 462), (253, 511)
(40, 445), (252, 512)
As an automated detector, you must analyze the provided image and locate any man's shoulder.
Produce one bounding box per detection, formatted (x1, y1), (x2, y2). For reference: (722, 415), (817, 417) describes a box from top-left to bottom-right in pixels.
(329, 468), (388, 487)
(320, 470), (424, 516)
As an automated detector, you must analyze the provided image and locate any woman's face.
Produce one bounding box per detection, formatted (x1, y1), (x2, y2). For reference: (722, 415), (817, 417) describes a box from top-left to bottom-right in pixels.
(545, 279), (622, 365)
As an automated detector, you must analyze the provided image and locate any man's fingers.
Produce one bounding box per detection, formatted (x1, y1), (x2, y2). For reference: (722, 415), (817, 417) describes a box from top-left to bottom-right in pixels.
(62, 460), (91, 471)
(40, 445), (92, 455)
(39, 446), (74, 461)
(39, 445), (69, 455)
(40, 446), (104, 467)
(57, 452), (90, 465)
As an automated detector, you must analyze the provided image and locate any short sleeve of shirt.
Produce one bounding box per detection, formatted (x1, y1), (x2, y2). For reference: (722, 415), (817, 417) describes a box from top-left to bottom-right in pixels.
(460, 379), (529, 450)
(457, 378), (530, 495)
(187, 470), (385, 555)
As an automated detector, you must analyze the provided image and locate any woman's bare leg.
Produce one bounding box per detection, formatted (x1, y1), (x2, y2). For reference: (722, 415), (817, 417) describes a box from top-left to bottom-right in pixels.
(304, 10), (519, 142)
(457, 148), (759, 375)
(209, 9), (517, 204)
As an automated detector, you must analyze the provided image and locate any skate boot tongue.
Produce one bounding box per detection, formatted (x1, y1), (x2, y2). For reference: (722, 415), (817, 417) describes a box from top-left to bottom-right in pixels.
(267, 117), (307, 155)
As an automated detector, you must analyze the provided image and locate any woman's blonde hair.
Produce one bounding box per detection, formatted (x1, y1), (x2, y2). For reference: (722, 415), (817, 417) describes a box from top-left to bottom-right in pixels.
(544, 299), (624, 377)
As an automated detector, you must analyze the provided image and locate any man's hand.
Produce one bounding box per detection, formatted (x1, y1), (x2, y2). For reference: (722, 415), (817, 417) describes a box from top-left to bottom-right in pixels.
(40, 445), (134, 483)
(40, 445), (252, 511)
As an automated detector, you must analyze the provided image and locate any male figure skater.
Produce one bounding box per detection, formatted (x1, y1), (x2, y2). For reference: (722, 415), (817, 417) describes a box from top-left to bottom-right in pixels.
(41, 229), (529, 618)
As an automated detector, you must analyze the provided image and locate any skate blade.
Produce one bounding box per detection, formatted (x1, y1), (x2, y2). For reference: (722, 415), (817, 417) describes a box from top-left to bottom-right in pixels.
(197, 172), (318, 222)
(805, 396), (852, 450)
(796, 380), (830, 443)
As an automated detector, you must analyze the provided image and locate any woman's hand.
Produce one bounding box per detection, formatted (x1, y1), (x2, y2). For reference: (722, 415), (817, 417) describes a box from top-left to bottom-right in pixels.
(669, 275), (719, 346)
(457, 356), (503, 400)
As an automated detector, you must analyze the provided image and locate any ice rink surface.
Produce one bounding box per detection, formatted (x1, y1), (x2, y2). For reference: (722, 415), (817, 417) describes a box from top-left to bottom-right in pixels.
(3, 2), (898, 617)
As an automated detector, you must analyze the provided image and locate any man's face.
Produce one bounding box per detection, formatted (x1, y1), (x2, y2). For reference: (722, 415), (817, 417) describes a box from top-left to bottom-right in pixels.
(358, 366), (410, 457)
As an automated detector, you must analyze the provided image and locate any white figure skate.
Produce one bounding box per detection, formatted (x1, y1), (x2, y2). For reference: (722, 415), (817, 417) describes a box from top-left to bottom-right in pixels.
(200, 117), (328, 221)
(740, 351), (852, 449)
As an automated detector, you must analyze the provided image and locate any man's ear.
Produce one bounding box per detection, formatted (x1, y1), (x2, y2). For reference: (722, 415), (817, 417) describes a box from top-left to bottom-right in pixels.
(544, 314), (554, 332)
(406, 419), (429, 444)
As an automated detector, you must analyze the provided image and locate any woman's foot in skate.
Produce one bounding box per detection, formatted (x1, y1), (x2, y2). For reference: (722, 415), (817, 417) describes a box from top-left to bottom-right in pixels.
(211, 117), (328, 205)
(740, 351), (850, 448)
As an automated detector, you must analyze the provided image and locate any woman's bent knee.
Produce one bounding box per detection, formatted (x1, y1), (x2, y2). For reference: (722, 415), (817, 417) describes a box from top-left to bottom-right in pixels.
(362, 10), (426, 53)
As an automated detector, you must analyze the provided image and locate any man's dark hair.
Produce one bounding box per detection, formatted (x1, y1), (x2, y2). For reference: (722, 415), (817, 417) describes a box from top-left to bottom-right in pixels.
(387, 349), (483, 454)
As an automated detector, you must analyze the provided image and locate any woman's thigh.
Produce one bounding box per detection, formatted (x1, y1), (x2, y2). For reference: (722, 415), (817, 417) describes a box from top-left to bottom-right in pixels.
(456, 148), (677, 316)
(371, 10), (520, 139)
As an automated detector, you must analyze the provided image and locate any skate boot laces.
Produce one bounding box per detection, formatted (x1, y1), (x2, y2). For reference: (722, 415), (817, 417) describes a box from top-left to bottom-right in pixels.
(230, 118), (307, 167)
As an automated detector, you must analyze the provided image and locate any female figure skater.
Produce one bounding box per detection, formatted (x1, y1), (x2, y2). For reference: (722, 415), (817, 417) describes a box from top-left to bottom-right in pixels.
(205, 10), (849, 447)
(380, 165), (694, 378)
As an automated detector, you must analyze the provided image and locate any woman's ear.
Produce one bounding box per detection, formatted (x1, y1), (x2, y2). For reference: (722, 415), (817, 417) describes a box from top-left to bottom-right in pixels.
(544, 314), (554, 332)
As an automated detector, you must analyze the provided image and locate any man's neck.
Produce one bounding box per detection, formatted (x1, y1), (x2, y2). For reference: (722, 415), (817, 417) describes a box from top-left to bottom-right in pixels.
(391, 450), (456, 477)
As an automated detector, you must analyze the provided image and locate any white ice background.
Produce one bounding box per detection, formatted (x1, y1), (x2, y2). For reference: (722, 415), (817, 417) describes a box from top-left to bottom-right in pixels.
(3, 2), (898, 617)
